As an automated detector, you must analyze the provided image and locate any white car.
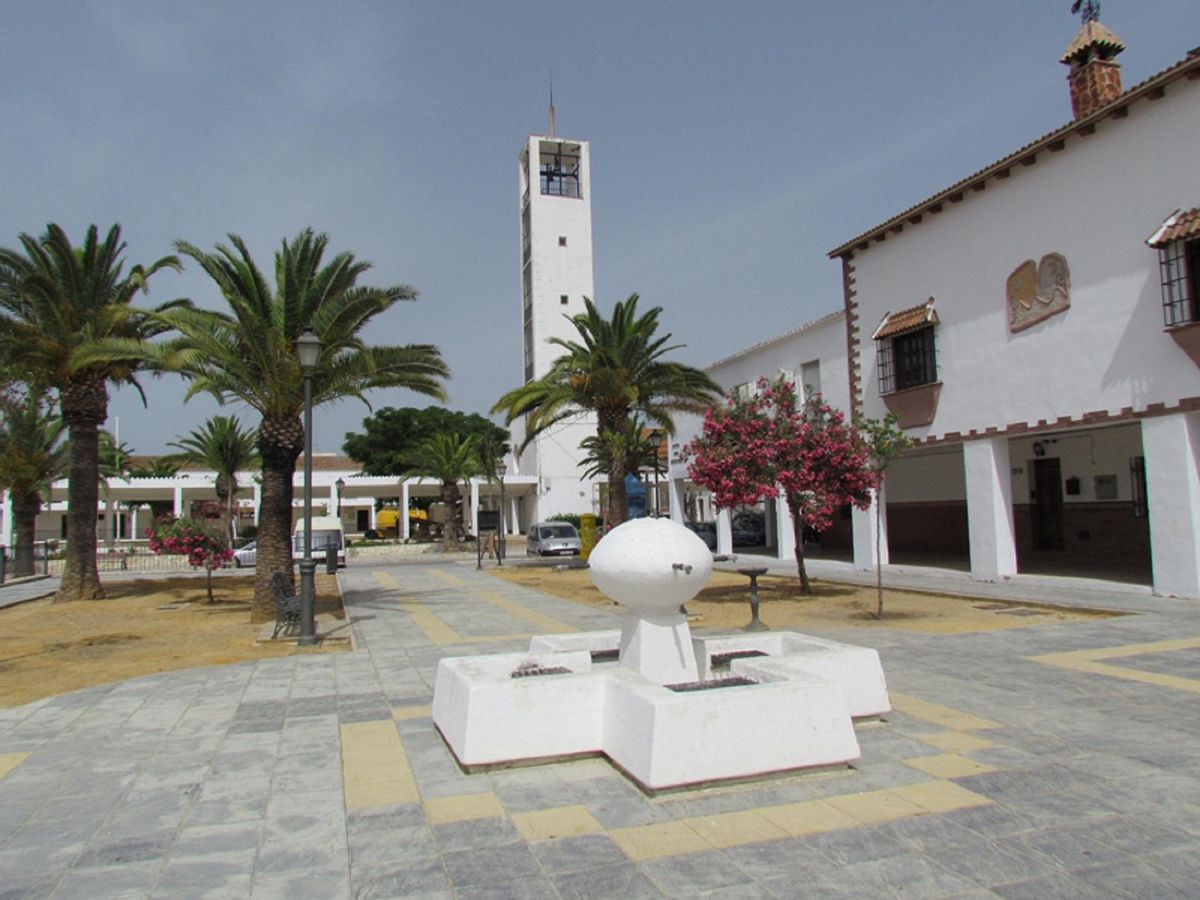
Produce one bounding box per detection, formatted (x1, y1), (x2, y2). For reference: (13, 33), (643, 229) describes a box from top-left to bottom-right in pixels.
(232, 541), (257, 568)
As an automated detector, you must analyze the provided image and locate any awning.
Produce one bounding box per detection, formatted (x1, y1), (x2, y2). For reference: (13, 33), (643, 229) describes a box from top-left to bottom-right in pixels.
(872, 298), (939, 340)
(1147, 208), (1200, 248)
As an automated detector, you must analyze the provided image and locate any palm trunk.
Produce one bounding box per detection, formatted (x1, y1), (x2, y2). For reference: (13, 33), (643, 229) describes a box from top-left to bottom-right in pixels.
(442, 482), (461, 550)
(56, 377), (107, 603)
(599, 410), (629, 527)
(606, 471), (627, 530)
(789, 494), (813, 595)
(11, 491), (41, 578)
(215, 474), (232, 549)
(254, 415), (303, 623)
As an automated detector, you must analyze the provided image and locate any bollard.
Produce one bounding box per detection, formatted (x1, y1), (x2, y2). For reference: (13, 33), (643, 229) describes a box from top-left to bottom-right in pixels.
(325, 544), (337, 574)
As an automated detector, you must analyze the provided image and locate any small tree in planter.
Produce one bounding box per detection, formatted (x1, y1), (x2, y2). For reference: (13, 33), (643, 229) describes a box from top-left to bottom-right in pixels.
(685, 378), (877, 594)
(856, 414), (913, 619)
(145, 516), (233, 603)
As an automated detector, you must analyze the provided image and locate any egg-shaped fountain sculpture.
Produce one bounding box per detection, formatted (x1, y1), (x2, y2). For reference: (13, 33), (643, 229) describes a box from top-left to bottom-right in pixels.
(588, 518), (712, 684)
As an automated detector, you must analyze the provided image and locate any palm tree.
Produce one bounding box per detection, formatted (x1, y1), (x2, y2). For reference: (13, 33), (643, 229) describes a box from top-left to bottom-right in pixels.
(166, 416), (259, 544)
(403, 432), (484, 551)
(492, 294), (720, 526)
(0, 393), (67, 577)
(92, 229), (448, 621)
(0, 224), (182, 602)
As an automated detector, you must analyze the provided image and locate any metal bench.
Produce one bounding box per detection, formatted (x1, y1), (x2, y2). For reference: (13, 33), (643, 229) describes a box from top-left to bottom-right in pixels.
(270, 572), (301, 639)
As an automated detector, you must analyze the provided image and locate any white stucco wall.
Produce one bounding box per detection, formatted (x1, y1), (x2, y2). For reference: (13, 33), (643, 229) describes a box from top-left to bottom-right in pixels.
(847, 77), (1200, 438)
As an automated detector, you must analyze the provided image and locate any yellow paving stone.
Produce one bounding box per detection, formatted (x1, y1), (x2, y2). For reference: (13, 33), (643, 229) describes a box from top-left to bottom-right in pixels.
(511, 805), (604, 842)
(757, 799), (861, 836)
(823, 789), (926, 825)
(1030, 637), (1200, 695)
(478, 591), (577, 635)
(683, 810), (789, 849)
(917, 731), (995, 754)
(0, 753), (28, 780)
(610, 821), (712, 861)
(889, 692), (1001, 731)
(345, 778), (419, 809)
(392, 705), (432, 721)
(340, 720), (418, 811)
(891, 780), (991, 814)
(425, 792), (506, 825)
(904, 753), (998, 780)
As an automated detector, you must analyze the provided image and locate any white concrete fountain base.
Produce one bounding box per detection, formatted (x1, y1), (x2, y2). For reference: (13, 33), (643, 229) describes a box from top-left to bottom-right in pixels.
(432, 628), (884, 790)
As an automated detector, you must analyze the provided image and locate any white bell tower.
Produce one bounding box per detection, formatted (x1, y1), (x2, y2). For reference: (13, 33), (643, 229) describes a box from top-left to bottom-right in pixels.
(513, 114), (600, 524)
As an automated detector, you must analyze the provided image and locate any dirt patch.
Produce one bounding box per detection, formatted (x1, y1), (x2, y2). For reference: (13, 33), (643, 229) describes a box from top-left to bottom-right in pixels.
(0, 574), (346, 709)
(488, 566), (1118, 635)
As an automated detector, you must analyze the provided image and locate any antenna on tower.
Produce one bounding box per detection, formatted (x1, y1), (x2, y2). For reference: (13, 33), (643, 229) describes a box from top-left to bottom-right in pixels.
(548, 71), (556, 138)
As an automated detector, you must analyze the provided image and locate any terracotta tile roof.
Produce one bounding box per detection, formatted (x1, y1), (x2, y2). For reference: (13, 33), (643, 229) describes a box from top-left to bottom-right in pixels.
(1061, 21), (1126, 64)
(872, 299), (938, 340)
(829, 50), (1200, 259)
(1146, 208), (1200, 248)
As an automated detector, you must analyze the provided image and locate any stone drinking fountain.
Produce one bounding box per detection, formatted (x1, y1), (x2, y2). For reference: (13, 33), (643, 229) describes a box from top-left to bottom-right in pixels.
(432, 518), (889, 790)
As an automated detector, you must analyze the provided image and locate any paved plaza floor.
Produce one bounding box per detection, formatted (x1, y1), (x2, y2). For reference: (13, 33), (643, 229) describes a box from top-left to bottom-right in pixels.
(2, 559), (1199, 898)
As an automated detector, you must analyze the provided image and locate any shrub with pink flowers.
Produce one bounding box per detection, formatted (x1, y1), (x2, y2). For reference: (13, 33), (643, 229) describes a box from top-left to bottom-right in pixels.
(145, 516), (233, 602)
(684, 378), (878, 593)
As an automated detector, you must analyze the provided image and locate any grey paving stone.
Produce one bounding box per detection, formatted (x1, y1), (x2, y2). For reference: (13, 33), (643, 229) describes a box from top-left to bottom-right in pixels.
(51, 863), (159, 899)
(453, 876), (560, 899)
(998, 825), (1130, 872)
(721, 837), (838, 882)
(582, 795), (672, 829)
(991, 873), (1097, 899)
(925, 836), (1064, 889)
(252, 869), (352, 899)
(349, 823), (438, 874)
(529, 832), (629, 876)
(841, 852), (982, 897)
(151, 858), (253, 898)
(168, 822), (262, 859)
(441, 841), (542, 888)
(553, 862), (662, 899)
(434, 816), (522, 852)
(640, 850), (754, 895)
(797, 824), (912, 867)
(73, 834), (172, 868)
(345, 802), (427, 832)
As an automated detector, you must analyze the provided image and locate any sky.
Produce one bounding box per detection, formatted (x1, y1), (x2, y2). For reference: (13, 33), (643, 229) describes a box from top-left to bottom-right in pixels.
(1, 1), (1193, 455)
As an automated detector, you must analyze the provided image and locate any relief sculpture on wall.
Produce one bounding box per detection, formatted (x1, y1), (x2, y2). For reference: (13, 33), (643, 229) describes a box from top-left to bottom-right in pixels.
(1007, 252), (1070, 333)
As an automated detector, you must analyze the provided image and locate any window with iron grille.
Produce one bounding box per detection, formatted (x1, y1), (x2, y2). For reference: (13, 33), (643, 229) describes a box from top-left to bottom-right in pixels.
(877, 326), (937, 394)
(1156, 237), (1200, 327)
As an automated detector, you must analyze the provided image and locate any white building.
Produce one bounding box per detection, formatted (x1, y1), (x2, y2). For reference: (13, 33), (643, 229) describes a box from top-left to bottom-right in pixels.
(826, 22), (1200, 599)
(512, 130), (602, 526)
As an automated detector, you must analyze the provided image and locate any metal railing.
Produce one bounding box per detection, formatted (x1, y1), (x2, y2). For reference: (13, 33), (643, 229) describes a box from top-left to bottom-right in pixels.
(0, 541), (230, 583)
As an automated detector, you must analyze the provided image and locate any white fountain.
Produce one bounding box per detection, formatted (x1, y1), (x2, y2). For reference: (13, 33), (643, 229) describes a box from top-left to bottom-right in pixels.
(432, 518), (889, 790)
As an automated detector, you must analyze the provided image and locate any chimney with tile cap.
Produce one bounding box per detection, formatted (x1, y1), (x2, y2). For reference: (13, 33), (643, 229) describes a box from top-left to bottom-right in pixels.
(1060, 19), (1126, 119)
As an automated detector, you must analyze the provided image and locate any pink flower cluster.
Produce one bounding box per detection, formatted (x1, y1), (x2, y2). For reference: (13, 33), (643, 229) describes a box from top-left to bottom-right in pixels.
(145, 517), (234, 571)
(684, 378), (879, 533)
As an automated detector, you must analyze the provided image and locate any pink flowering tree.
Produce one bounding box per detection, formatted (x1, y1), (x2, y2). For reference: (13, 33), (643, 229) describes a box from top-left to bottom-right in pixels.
(145, 516), (234, 603)
(685, 378), (877, 593)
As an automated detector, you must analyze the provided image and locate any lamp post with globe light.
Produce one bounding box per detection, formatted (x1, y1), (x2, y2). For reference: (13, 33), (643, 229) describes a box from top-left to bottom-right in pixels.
(295, 329), (322, 646)
(648, 430), (664, 518)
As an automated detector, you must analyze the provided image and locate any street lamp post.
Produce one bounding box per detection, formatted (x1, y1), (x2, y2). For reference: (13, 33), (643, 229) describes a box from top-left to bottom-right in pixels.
(497, 462), (507, 565)
(334, 477), (345, 517)
(648, 430), (664, 518)
(295, 329), (322, 647)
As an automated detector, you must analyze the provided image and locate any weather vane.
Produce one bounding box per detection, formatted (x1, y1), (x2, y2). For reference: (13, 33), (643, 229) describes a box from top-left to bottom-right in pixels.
(1071, 0), (1100, 23)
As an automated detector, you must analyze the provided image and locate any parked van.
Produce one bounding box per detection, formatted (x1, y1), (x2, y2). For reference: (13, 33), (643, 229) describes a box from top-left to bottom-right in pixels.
(526, 522), (582, 557)
(294, 516), (346, 567)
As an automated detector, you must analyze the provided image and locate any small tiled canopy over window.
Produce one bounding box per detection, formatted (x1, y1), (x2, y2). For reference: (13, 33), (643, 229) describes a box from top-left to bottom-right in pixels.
(873, 298), (939, 394)
(1147, 208), (1200, 327)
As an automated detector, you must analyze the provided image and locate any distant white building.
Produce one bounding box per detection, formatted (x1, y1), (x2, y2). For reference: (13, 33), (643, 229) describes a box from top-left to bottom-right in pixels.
(511, 129), (602, 525)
